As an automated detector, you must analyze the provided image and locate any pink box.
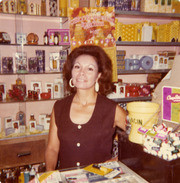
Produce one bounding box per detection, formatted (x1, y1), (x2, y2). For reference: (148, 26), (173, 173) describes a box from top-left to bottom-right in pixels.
(47, 29), (70, 45)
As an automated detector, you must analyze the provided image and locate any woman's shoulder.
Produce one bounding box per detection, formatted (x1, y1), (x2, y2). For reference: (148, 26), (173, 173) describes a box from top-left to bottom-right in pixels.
(98, 94), (117, 106)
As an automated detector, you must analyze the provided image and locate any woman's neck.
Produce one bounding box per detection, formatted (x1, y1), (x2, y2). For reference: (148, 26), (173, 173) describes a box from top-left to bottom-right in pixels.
(74, 90), (97, 106)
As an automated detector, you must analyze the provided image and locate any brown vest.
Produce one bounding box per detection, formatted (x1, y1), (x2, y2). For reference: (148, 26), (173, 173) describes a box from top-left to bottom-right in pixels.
(54, 94), (116, 169)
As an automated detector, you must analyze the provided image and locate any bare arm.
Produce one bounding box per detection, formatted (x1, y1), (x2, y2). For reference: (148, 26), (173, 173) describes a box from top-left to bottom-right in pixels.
(114, 104), (127, 131)
(45, 108), (60, 171)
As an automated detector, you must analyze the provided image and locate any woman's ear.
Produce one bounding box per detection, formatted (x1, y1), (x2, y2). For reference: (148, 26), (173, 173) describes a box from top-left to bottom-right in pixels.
(97, 73), (101, 81)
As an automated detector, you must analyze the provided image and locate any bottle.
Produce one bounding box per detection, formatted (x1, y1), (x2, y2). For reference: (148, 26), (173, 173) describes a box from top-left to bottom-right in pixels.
(54, 32), (59, 45)
(63, 33), (69, 42)
(29, 167), (36, 181)
(43, 31), (49, 45)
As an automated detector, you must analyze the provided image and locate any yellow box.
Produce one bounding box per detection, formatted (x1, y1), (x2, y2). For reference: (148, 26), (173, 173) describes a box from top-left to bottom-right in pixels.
(140, 0), (158, 12)
(158, 0), (166, 13)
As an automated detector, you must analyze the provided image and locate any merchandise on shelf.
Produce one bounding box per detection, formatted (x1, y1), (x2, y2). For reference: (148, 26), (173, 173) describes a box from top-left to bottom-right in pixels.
(115, 20), (180, 43)
(108, 81), (155, 99)
(140, 0), (173, 13)
(116, 50), (126, 72)
(2, 57), (13, 73)
(139, 123), (180, 161)
(0, 83), (6, 101)
(47, 29), (70, 45)
(27, 33), (39, 45)
(15, 52), (28, 73)
(0, 32), (11, 44)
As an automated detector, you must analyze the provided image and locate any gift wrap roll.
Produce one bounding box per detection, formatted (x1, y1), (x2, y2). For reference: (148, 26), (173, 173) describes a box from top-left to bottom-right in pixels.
(140, 56), (153, 70)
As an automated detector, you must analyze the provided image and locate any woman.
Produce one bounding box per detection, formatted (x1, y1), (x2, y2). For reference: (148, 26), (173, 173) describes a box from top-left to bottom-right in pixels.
(45, 45), (127, 171)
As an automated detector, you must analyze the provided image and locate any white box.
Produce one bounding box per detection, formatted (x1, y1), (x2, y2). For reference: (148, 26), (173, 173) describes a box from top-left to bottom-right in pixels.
(4, 117), (13, 129)
(45, 82), (54, 99)
(141, 26), (153, 42)
(12, 120), (20, 133)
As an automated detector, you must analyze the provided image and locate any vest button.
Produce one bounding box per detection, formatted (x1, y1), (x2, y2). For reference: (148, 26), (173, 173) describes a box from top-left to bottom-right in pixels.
(78, 125), (82, 129)
(76, 162), (80, 166)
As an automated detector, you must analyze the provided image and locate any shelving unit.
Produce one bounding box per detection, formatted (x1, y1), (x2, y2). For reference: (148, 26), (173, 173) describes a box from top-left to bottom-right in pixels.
(0, 8), (180, 169)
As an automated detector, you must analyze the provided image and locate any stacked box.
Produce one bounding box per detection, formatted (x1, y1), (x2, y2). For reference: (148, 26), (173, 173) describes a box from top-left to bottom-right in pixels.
(116, 50), (126, 72)
(166, 21), (180, 42)
(157, 50), (176, 69)
(157, 24), (168, 42)
(121, 24), (136, 41)
(115, 20), (123, 41)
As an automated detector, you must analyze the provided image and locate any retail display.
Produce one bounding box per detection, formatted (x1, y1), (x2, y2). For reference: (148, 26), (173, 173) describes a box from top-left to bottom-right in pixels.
(139, 123), (180, 161)
(0, 0), (180, 171)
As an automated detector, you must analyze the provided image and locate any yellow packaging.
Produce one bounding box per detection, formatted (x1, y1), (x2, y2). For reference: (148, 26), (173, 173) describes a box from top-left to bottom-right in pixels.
(157, 24), (168, 42)
(172, 0), (180, 13)
(69, 0), (79, 8)
(3, 0), (8, 13)
(8, 0), (17, 14)
(158, 0), (166, 13)
(59, 0), (67, 17)
(165, 0), (172, 13)
(18, 172), (24, 183)
(17, 0), (27, 14)
(140, 0), (159, 12)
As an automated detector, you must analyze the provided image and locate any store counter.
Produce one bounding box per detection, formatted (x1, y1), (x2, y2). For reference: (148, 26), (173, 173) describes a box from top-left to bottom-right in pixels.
(118, 130), (180, 183)
(35, 161), (148, 182)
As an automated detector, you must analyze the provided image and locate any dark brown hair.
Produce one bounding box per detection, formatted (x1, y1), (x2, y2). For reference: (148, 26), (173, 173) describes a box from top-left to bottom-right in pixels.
(63, 45), (114, 95)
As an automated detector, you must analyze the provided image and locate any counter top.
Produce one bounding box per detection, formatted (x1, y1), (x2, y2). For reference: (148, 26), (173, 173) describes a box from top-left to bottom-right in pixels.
(34, 161), (148, 183)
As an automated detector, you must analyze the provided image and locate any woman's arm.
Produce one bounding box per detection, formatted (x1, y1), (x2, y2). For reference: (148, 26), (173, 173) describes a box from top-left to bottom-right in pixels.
(45, 108), (60, 171)
(114, 104), (127, 131)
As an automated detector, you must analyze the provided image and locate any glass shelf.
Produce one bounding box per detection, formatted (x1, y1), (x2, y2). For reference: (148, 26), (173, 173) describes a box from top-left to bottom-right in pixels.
(115, 10), (180, 19)
(0, 98), (62, 104)
(0, 43), (70, 48)
(0, 71), (61, 75)
(116, 41), (180, 46)
(118, 69), (170, 75)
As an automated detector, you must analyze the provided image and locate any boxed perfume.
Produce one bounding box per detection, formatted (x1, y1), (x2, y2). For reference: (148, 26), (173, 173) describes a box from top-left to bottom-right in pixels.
(2, 57), (13, 73)
(35, 50), (45, 73)
(15, 52), (27, 73)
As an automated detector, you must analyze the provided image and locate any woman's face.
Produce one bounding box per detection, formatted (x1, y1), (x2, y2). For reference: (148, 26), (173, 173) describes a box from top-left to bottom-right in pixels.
(71, 54), (101, 90)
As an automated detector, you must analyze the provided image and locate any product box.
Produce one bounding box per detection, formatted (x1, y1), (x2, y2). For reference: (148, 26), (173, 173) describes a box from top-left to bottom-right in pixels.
(47, 29), (70, 45)
(140, 0), (159, 12)
(45, 82), (54, 99)
(162, 86), (180, 124)
(8, 0), (17, 14)
(49, 52), (60, 71)
(2, 57), (13, 73)
(15, 52), (27, 73)
(28, 57), (38, 73)
(141, 25), (153, 42)
(115, 0), (132, 11)
(36, 50), (45, 72)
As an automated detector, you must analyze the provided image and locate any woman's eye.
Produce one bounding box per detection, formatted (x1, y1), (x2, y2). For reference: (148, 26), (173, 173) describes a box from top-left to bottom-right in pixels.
(74, 65), (80, 69)
(88, 67), (94, 71)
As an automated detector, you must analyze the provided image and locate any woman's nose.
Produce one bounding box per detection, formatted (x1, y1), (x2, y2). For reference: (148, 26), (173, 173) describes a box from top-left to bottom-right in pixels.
(79, 68), (85, 75)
